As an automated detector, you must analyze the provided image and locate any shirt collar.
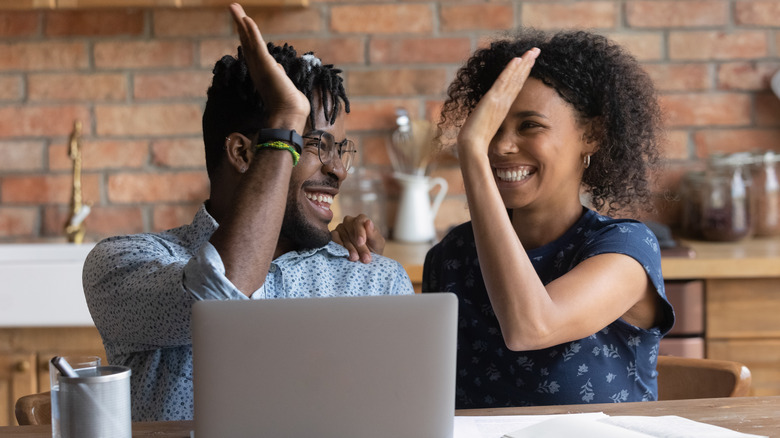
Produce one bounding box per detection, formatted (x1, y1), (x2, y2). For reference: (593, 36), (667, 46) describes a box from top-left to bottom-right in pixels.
(274, 241), (349, 262)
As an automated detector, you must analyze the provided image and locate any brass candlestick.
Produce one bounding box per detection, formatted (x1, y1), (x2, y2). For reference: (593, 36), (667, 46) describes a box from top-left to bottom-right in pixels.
(65, 120), (90, 243)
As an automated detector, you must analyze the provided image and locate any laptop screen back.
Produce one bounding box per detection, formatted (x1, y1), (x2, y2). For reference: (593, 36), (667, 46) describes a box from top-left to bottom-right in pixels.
(192, 293), (457, 438)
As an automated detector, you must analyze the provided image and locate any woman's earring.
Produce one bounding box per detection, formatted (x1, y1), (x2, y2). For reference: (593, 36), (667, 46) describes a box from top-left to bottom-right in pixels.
(240, 166), (247, 173)
(583, 154), (591, 169)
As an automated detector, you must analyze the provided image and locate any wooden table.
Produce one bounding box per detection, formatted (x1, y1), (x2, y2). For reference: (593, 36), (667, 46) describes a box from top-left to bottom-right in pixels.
(0, 396), (776, 437)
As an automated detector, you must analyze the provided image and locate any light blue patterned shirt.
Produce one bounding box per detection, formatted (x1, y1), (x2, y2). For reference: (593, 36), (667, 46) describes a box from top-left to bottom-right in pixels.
(83, 204), (414, 421)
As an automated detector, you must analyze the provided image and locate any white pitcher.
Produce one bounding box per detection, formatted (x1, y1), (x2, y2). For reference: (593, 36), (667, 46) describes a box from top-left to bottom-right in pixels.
(393, 172), (448, 243)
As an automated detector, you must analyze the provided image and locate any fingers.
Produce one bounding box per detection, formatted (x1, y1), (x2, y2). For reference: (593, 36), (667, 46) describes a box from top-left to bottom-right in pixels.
(485, 47), (540, 109)
(333, 215), (382, 263)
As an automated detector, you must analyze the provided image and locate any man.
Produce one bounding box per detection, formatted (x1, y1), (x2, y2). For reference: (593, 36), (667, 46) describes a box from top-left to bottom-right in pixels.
(83, 4), (413, 422)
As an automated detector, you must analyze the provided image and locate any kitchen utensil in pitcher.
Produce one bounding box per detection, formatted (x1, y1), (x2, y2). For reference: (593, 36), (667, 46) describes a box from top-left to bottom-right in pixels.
(393, 173), (448, 243)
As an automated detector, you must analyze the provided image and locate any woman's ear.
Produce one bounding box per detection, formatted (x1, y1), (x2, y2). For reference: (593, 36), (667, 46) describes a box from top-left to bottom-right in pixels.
(224, 133), (252, 174)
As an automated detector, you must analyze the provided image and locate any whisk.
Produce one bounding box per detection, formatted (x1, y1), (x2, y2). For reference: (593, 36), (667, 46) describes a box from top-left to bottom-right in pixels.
(388, 108), (438, 176)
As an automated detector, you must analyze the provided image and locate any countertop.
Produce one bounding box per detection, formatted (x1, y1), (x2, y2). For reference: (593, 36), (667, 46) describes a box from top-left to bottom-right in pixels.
(384, 236), (780, 283)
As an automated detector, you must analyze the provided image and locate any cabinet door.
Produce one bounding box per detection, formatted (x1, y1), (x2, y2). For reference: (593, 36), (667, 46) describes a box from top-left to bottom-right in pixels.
(708, 339), (780, 397)
(707, 278), (780, 338)
(0, 353), (37, 426)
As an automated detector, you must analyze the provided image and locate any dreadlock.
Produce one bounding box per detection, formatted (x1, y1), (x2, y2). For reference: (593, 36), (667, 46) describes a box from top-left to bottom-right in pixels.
(202, 43), (350, 179)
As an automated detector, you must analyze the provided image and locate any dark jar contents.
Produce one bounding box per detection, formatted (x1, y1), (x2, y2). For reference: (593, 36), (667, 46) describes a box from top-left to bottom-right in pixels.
(680, 171), (706, 240)
(751, 151), (780, 237)
(699, 153), (753, 242)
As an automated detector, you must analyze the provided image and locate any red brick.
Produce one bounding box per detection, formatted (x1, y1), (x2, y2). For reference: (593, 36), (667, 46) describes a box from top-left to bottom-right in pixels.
(756, 93), (780, 127)
(0, 140), (44, 172)
(43, 205), (144, 238)
(521, 2), (617, 29)
(660, 94), (752, 127)
(370, 37), (471, 64)
(151, 138), (206, 168)
(45, 10), (143, 37)
(95, 104), (202, 137)
(331, 5), (433, 34)
(107, 171), (209, 203)
(0, 75), (22, 100)
(152, 203), (201, 231)
(626, 1), (727, 28)
(200, 39), (241, 69)
(735, 1), (780, 26)
(28, 73), (127, 101)
(49, 139), (149, 171)
(642, 63), (710, 92)
(134, 71), (212, 100)
(429, 165), (464, 196)
(200, 37), (365, 68)
(359, 134), (393, 167)
(2, 174), (100, 204)
(660, 130), (690, 160)
(0, 207), (37, 237)
(0, 11), (38, 37)
(433, 196), (469, 234)
(605, 33), (663, 61)
(153, 9), (230, 37)
(347, 68), (448, 97)
(669, 31), (767, 60)
(244, 6), (322, 34)
(345, 99), (422, 132)
(717, 62), (780, 91)
(0, 42), (87, 71)
(94, 41), (194, 69)
(693, 129), (780, 157)
(0, 105), (91, 138)
(440, 4), (514, 32)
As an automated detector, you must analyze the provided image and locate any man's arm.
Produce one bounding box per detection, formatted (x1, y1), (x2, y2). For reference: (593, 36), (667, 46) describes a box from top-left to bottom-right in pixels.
(207, 4), (311, 296)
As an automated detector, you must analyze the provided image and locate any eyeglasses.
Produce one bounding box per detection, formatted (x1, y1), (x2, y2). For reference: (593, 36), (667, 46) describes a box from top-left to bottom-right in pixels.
(302, 131), (357, 172)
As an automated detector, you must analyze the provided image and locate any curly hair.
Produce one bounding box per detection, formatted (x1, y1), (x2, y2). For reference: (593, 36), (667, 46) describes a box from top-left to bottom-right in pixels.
(440, 28), (663, 215)
(202, 44), (350, 179)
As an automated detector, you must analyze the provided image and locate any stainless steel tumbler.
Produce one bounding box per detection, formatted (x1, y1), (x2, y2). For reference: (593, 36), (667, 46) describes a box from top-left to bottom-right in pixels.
(58, 365), (131, 438)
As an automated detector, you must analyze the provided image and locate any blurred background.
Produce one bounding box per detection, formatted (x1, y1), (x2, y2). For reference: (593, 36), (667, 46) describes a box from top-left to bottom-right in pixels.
(1, 0), (779, 243)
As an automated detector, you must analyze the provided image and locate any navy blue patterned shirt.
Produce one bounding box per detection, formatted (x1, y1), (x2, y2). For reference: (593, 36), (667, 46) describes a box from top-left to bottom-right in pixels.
(83, 204), (414, 421)
(423, 208), (675, 408)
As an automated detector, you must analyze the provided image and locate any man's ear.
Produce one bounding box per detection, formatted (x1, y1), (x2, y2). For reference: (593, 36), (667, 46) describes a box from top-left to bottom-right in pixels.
(224, 133), (253, 174)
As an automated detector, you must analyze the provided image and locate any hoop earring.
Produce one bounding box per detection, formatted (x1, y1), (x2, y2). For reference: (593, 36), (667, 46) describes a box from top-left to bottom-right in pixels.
(583, 154), (591, 169)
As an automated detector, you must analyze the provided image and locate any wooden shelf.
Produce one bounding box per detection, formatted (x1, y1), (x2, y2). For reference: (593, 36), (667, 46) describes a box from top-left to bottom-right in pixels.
(0, 0), (308, 9)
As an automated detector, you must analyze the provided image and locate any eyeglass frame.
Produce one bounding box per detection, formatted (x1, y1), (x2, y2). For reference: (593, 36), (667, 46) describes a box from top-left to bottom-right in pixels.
(302, 131), (357, 171)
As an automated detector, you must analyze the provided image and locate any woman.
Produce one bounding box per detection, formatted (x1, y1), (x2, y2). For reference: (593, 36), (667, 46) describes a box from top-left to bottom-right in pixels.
(422, 28), (675, 408)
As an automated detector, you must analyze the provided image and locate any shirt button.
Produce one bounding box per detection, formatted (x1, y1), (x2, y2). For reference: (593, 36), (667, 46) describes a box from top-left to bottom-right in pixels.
(269, 265), (277, 273)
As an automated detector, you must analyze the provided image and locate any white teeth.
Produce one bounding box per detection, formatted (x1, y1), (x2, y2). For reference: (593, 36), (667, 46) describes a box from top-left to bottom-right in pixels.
(306, 193), (333, 205)
(496, 168), (531, 182)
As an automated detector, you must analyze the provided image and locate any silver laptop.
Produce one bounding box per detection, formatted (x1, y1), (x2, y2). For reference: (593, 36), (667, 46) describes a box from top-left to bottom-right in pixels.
(192, 293), (458, 438)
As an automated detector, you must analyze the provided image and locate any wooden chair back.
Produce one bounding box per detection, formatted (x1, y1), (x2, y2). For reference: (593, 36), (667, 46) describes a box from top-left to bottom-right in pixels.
(656, 355), (751, 400)
(14, 391), (51, 426)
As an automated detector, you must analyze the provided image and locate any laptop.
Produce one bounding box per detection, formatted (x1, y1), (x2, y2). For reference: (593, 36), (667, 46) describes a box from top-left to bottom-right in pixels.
(192, 293), (458, 438)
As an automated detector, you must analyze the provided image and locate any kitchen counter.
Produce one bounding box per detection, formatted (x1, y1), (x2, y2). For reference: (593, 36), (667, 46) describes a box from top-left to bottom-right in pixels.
(384, 237), (780, 284)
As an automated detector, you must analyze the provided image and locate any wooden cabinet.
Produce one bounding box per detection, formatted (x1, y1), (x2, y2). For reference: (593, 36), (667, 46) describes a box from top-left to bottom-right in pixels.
(0, 353), (36, 427)
(705, 278), (780, 397)
(0, 327), (105, 426)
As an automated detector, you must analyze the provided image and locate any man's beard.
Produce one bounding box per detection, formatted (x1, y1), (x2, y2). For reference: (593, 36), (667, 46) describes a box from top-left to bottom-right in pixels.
(279, 190), (332, 251)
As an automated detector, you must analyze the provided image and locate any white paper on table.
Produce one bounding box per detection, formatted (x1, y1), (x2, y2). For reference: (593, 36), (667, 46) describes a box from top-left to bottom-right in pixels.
(502, 414), (768, 438)
(453, 412), (608, 438)
(600, 415), (768, 438)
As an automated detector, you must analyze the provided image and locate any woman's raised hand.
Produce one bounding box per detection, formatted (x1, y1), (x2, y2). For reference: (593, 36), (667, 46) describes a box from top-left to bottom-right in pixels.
(456, 48), (540, 158)
(229, 3), (309, 133)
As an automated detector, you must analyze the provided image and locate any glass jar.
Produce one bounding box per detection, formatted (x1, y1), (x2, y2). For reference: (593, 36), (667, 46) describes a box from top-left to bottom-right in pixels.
(680, 171), (706, 239)
(751, 151), (780, 237)
(337, 169), (389, 238)
(699, 153), (753, 242)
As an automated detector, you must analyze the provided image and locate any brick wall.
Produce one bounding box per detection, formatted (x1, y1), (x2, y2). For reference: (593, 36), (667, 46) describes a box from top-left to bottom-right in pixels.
(1, 0), (779, 243)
